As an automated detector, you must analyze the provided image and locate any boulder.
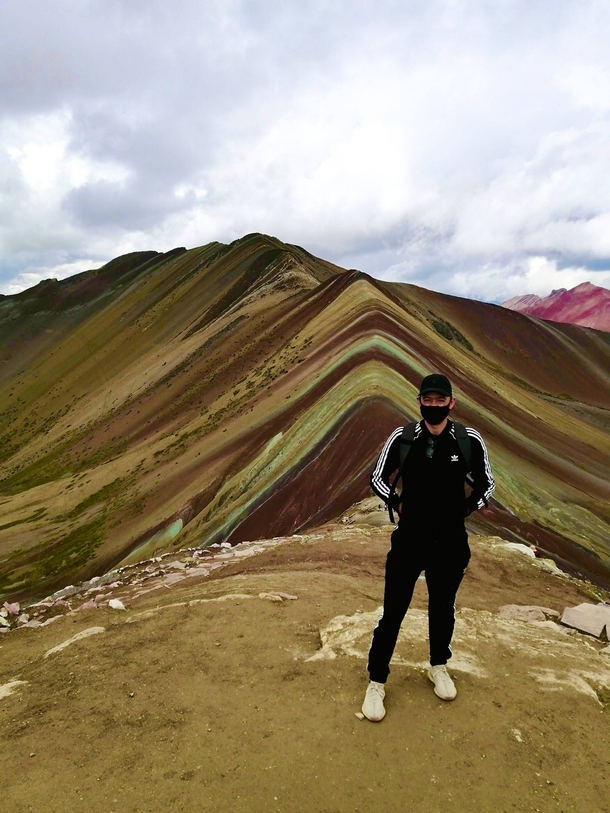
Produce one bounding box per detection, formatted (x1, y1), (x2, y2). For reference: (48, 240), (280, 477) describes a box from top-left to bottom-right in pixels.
(498, 605), (559, 623)
(535, 558), (563, 575)
(560, 603), (610, 638)
(497, 543), (536, 559)
(528, 620), (569, 635)
(258, 591), (298, 602)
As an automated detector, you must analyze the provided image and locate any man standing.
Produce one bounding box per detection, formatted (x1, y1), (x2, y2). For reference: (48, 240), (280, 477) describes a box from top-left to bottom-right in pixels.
(362, 373), (495, 721)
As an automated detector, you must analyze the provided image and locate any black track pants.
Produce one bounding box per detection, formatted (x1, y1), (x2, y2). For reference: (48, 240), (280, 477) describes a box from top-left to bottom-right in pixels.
(366, 525), (471, 684)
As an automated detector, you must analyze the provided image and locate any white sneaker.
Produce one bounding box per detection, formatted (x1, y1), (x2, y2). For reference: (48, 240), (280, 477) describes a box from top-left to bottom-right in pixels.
(428, 664), (457, 700)
(362, 680), (386, 721)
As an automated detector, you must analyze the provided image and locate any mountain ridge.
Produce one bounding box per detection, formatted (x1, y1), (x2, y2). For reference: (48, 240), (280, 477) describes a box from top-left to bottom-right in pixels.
(0, 234), (608, 603)
(502, 280), (610, 332)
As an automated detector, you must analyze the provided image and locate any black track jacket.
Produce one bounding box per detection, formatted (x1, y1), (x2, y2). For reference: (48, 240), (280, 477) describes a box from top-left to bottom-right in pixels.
(370, 418), (495, 530)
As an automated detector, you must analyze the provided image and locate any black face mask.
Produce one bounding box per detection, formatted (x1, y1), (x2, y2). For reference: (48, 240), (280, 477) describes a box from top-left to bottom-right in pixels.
(420, 404), (450, 425)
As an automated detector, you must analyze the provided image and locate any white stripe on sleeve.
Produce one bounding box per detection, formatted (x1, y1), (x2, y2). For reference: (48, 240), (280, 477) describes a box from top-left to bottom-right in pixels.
(466, 428), (495, 501)
(371, 426), (403, 499)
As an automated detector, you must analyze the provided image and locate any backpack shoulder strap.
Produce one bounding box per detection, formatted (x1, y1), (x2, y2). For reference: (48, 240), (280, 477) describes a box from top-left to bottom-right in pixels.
(452, 421), (472, 473)
(398, 421), (419, 471)
(387, 421), (419, 523)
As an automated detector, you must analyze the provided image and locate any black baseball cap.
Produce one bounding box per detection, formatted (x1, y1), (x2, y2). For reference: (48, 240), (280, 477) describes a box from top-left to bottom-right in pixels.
(419, 373), (452, 397)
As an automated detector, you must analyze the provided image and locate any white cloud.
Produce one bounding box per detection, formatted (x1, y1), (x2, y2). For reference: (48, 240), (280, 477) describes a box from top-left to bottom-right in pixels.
(445, 257), (610, 303)
(2, 258), (99, 295)
(1, 0), (610, 301)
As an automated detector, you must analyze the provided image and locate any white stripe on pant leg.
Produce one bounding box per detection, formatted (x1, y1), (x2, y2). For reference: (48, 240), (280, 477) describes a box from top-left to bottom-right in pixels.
(447, 595), (457, 660)
(366, 607), (385, 672)
(446, 566), (466, 661)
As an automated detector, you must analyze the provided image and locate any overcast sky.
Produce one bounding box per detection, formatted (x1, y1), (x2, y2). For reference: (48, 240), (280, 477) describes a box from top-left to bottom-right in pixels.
(2, 0), (610, 303)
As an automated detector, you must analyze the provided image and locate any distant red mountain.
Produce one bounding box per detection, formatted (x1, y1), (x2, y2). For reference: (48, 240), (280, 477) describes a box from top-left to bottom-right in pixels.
(502, 281), (610, 332)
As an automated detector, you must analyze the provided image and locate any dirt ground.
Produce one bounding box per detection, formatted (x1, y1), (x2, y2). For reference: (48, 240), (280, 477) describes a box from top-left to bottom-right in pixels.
(1, 522), (609, 813)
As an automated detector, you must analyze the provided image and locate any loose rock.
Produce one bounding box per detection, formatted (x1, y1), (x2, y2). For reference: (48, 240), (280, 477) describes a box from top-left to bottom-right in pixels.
(497, 543), (536, 559)
(498, 605), (559, 623)
(44, 627), (106, 658)
(0, 679), (28, 700)
(560, 603), (610, 638)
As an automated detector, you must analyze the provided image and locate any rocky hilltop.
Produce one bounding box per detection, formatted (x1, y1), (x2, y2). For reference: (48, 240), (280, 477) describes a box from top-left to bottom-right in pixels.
(0, 234), (609, 604)
(1, 502), (609, 812)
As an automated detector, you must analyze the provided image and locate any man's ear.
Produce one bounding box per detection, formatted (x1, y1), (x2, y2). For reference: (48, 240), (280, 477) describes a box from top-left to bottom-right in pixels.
(449, 396), (456, 409)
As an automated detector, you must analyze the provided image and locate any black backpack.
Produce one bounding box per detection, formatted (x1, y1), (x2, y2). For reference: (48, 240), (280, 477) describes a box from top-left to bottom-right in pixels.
(387, 420), (474, 523)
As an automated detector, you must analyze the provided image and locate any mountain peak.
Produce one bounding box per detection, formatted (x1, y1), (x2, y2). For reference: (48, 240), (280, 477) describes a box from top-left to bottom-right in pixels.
(502, 280), (610, 331)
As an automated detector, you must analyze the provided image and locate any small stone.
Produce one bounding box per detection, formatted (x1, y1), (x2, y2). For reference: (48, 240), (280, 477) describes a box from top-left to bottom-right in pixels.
(29, 753), (35, 757)
(40, 615), (63, 626)
(108, 599), (126, 611)
(511, 728), (523, 742)
(275, 592), (298, 600)
(3, 601), (20, 616)
(355, 712), (365, 720)
(166, 561), (187, 570)
(17, 614), (30, 625)
(258, 592), (283, 602)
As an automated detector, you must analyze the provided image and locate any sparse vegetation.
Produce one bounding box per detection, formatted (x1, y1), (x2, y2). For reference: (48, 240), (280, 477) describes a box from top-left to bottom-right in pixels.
(430, 316), (474, 350)
(0, 515), (106, 596)
(0, 506), (46, 531)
